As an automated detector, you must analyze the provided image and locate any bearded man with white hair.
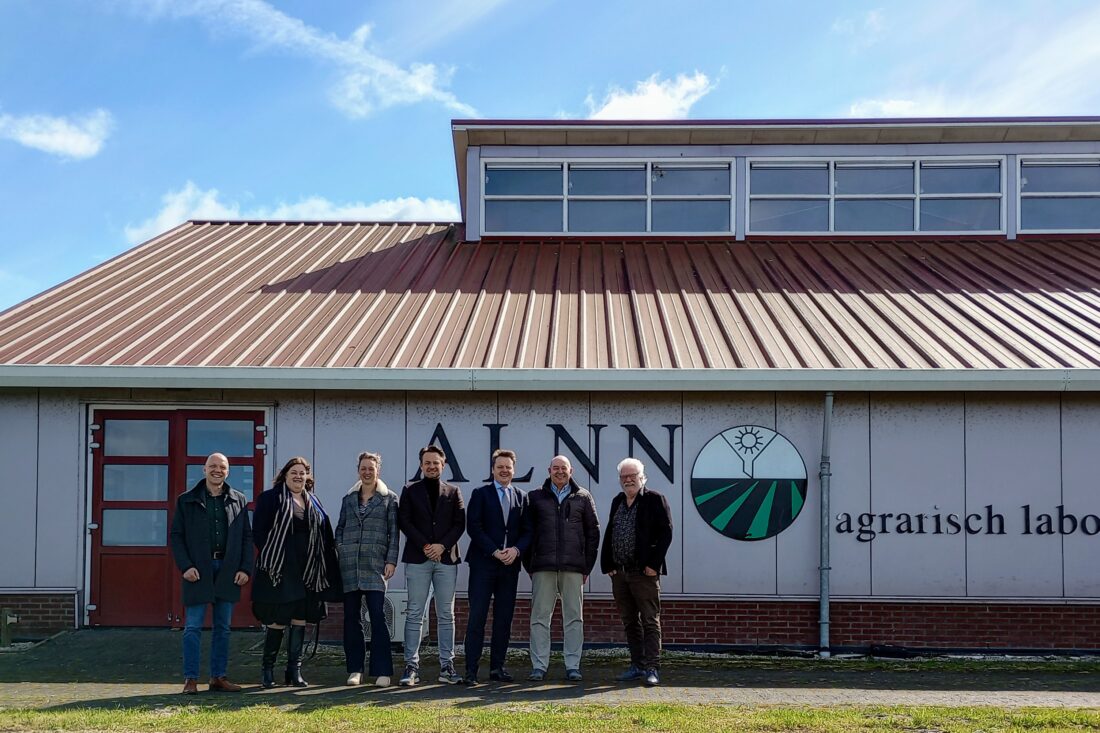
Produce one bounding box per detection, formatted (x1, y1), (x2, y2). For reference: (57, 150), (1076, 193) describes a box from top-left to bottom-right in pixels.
(600, 457), (673, 687)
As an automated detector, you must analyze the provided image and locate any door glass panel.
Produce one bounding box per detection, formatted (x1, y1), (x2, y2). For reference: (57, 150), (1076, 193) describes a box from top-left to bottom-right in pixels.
(104, 420), (168, 457)
(102, 509), (167, 546)
(186, 419), (255, 457)
(103, 464), (168, 501)
(185, 464), (255, 495)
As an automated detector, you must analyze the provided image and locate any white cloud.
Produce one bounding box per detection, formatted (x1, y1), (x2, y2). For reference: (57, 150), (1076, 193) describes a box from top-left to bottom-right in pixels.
(0, 108), (113, 159)
(831, 8), (885, 41)
(848, 93), (953, 118)
(846, 4), (1100, 117)
(585, 72), (714, 120)
(124, 181), (459, 244)
(134, 0), (476, 118)
(379, 0), (511, 59)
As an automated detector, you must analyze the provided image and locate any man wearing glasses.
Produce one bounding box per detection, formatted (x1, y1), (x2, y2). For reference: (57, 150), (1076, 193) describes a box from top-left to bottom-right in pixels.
(601, 457), (673, 687)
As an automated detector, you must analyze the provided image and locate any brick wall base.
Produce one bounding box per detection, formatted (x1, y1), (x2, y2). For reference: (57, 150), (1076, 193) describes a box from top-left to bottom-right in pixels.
(317, 598), (1100, 653)
(0, 593), (75, 637)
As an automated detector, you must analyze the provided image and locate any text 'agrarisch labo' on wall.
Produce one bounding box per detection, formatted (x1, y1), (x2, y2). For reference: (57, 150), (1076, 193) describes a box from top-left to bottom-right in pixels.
(836, 505), (1100, 543)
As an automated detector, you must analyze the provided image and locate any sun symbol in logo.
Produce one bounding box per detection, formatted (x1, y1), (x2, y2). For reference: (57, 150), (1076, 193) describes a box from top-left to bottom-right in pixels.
(734, 427), (763, 454)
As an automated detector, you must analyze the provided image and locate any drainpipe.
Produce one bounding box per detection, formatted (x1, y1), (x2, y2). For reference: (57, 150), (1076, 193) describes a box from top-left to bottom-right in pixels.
(818, 391), (834, 658)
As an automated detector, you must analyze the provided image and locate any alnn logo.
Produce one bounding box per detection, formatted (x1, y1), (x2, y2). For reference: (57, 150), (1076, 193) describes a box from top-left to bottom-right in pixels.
(690, 425), (808, 541)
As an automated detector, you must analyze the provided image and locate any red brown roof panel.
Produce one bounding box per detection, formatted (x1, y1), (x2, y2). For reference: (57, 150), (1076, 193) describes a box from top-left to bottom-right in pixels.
(2, 221), (1099, 371)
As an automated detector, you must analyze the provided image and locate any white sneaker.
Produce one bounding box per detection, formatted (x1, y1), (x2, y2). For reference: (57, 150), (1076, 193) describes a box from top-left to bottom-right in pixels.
(346, 672), (362, 686)
(375, 676), (391, 687)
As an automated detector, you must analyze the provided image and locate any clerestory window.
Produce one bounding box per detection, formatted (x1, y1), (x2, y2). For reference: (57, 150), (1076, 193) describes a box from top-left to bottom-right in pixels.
(482, 161), (733, 235)
(1019, 157), (1100, 232)
(746, 158), (1004, 234)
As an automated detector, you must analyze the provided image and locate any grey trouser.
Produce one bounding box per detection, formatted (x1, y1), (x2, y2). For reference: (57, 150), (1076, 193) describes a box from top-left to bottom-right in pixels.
(404, 560), (457, 669)
(529, 570), (584, 672)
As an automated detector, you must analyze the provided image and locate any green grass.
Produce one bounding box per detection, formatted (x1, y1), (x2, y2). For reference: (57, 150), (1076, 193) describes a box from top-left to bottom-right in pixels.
(2, 703), (1100, 732)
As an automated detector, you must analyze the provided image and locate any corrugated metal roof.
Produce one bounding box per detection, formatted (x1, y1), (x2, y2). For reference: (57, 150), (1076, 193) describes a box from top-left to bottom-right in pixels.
(2, 221), (1099, 371)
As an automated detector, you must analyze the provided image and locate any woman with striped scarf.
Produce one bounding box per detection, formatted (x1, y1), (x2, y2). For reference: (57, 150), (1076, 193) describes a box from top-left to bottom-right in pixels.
(252, 456), (340, 688)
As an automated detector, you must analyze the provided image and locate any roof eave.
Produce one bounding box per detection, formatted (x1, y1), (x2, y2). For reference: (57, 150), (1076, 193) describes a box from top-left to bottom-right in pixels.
(0, 365), (1093, 392)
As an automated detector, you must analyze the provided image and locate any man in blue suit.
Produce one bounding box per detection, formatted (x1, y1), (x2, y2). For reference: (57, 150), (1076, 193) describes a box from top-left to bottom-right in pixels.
(461, 448), (531, 685)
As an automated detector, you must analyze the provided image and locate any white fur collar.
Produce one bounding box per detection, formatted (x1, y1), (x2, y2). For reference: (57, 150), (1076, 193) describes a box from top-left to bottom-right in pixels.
(347, 479), (390, 497)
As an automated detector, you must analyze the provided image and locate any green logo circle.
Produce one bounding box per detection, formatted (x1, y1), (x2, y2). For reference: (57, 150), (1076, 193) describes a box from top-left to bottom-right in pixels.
(690, 425), (808, 541)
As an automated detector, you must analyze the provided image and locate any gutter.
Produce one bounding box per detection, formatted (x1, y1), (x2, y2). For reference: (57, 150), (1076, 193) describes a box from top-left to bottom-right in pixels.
(0, 366), (1097, 392)
(818, 392), (834, 659)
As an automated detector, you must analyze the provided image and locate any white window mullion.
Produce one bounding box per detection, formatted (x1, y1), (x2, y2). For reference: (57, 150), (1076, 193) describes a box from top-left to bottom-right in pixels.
(646, 162), (652, 232)
(828, 161), (835, 232)
(914, 161), (922, 232)
(562, 164), (569, 233)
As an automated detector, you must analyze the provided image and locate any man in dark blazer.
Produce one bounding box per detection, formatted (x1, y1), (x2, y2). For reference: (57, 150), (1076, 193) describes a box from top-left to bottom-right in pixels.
(397, 445), (466, 686)
(461, 449), (531, 685)
(600, 457), (673, 688)
(169, 452), (253, 695)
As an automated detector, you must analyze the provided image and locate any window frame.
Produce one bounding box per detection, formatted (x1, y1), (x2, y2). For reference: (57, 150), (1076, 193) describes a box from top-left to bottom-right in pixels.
(1017, 154), (1100, 234)
(745, 155), (1007, 236)
(480, 158), (735, 236)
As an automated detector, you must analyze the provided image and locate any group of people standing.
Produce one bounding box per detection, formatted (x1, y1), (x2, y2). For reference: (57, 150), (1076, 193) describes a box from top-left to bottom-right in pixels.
(170, 446), (673, 694)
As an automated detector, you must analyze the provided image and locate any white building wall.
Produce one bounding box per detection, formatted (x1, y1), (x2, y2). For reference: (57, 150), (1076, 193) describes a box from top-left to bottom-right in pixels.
(34, 392), (83, 588)
(868, 395), (967, 597)
(1062, 395), (1100, 596)
(5, 387), (1100, 602)
(265, 389), (1100, 601)
(0, 392), (40, 587)
(965, 395), (1063, 597)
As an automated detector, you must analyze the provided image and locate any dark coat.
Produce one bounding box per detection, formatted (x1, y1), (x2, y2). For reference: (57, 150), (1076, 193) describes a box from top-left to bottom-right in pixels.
(252, 485), (342, 604)
(169, 480), (253, 606)
(599, 487), (674, 575)
(525, 477), (600, 575)
(465, 483), (531, 575)
(398, 478), (466, 565)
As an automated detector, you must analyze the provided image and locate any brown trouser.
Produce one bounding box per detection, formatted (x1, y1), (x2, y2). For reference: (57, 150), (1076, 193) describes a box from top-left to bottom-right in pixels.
(611, 569), (662, 670)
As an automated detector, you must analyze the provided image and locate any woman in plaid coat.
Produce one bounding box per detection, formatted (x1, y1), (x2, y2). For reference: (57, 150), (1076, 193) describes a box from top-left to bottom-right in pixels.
(335, 451), (400, 687)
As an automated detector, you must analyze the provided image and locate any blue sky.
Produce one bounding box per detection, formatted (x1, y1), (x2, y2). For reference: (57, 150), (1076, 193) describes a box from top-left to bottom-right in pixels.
(2, 0), (1100, 312)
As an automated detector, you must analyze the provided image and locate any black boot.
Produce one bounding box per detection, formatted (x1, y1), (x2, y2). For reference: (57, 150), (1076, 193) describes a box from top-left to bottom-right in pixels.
(284, 625), (308, 687)
(261, 626), (284, 689)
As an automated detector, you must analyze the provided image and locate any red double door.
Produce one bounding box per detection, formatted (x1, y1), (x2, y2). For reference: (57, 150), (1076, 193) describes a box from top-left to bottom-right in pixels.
(88, 409), (266, 628)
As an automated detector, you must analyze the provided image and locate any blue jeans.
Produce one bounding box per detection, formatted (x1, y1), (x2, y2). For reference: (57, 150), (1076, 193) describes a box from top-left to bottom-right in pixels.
(403, 560), (457, 669)
(182, 559), (235, 679)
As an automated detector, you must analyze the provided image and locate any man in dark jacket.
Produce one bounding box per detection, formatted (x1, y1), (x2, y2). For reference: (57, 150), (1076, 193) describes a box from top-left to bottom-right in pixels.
(525, 455), (599, 682)
(601, 457), (673, 687)
(462, 448), (531, 685)
(397, 445), (466, 686)
(169, 453), (253, 695)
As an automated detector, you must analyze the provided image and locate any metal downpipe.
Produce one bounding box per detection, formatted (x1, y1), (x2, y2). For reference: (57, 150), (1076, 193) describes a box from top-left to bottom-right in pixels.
(819, 391), (834, 658)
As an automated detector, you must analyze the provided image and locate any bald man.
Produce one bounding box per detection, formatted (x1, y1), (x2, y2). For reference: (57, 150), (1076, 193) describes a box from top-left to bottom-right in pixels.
(524, 455), (599, 682)
(170, 453), (253, 694)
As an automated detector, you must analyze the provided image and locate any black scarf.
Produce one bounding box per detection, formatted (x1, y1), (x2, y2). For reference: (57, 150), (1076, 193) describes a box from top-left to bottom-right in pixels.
(257, 484), (329, 592)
